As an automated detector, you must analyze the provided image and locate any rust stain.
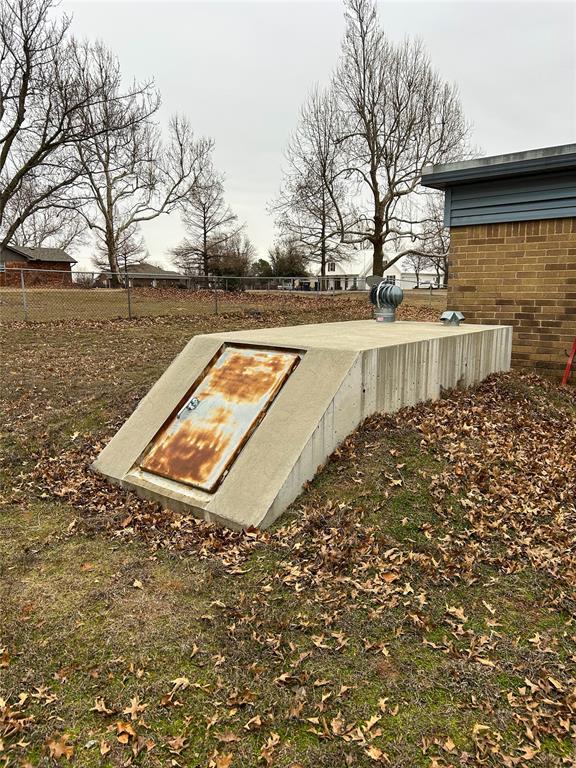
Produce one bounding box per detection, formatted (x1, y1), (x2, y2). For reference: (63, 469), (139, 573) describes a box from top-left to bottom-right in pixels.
(139, 346), (300, 492)
(141, 407), (233, 485)
(202, 351), (292, 403)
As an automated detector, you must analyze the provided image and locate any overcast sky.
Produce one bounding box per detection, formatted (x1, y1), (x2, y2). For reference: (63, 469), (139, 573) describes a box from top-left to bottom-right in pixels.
(63, 0), (575, 270)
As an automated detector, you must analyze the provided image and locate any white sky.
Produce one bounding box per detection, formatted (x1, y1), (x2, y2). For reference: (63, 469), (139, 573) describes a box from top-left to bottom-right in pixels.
(63, 0), (576, 270)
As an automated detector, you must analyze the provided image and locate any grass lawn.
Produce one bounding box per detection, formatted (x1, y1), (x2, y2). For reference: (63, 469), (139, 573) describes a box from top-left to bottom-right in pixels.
(0, 286), (447, 323)
(1, 299), (575, 768)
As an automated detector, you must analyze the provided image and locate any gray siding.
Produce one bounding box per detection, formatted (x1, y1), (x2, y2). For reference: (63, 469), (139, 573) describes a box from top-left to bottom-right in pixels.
(444, 171), (576, 227)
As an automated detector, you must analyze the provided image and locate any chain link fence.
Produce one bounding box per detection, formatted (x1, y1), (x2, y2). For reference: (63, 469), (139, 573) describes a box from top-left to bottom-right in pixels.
(0, 267), (444, 323)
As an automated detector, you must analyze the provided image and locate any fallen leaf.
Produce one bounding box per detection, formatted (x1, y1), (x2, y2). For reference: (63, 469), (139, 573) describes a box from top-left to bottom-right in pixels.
(365, 744), (384, 761)
(167, 735), (187, 754)
(46, 735), (74, 760)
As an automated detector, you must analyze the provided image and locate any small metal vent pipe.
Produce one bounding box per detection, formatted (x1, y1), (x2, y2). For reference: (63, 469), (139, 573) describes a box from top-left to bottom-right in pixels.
(370, 281), (404, 322)
(440, 310), (465, 326)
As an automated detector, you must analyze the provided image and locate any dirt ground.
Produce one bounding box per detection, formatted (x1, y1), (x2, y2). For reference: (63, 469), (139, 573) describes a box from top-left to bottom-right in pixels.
(1, 298), (575, 768)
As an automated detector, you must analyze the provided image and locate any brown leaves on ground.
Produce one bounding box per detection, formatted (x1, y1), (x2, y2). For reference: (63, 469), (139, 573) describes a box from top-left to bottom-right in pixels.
(1, 306), (575, 767)
(0, 284), (442, 327)
(45, 734), (74, 760)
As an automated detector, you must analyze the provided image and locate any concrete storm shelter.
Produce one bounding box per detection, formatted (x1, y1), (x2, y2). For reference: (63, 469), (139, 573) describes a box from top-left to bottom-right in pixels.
(93, 319), (511, 530)
(422, 144), (576, 372)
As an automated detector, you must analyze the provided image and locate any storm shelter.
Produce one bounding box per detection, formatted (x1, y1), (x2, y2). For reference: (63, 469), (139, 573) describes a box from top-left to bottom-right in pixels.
(93, 320), (512, 529)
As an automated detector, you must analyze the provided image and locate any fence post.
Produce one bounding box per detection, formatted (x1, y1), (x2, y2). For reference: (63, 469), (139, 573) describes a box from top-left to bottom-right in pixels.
(20, 269), (28, 321)
(126, 275), (132, 319)
(214, 279), (219, 315)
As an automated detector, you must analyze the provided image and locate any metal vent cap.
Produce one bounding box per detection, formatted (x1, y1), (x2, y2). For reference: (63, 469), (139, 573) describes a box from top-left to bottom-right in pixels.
(440, 310), (465, 326)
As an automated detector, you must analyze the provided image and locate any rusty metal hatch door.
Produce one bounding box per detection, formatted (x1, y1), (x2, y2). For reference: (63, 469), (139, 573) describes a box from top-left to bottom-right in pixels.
(139, 346), (300, 492)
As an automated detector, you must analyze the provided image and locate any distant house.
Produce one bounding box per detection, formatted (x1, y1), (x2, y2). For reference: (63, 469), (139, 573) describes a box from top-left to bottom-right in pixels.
(383, 256), (444, 290)
(315, 260), (363, 291)
(95, 263), (186, 288)
(0, 244), (76, 286)
(313, 252), (443, 291)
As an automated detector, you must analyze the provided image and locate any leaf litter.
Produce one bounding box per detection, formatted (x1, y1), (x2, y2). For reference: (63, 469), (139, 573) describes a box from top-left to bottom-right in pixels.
(1, 307), (575, 767)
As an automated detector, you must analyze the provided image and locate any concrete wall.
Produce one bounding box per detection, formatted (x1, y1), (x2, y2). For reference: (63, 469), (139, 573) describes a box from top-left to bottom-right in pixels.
(448, 218), (576, 371)
(94, 321), (512, 530)
(264, 324), (511, 527)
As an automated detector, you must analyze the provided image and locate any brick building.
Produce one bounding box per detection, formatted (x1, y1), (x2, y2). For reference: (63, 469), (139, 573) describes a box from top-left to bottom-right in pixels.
(422, 145), (576, 372)
(95, 262), (186, 288)
(0, 244), (76, 286)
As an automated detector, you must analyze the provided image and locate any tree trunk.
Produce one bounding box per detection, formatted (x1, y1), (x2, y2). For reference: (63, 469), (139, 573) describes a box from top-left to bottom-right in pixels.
(106, 229), (121, 288)
(372, 211), (385, 276)
(320, 197), (327, 277)
(202, 223), (209, 277)
(372, 237), (384, 276)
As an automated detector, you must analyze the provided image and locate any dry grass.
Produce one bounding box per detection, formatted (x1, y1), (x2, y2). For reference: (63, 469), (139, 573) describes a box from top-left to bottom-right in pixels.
(1, 301), (574, 768)
(0, 285), (447, 323)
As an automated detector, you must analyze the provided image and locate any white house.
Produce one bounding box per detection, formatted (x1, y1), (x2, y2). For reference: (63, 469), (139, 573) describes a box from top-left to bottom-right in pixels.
(315, 259), (363, 291)
(313, 250), (443, 291)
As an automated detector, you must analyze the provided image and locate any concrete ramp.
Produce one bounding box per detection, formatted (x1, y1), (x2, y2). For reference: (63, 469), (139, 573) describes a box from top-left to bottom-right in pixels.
(92, 320), (512, 529)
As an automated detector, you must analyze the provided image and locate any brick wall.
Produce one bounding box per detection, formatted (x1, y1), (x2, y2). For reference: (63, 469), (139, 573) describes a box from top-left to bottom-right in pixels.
(448, 218), (576, 371)
(0, 261), (73, 287)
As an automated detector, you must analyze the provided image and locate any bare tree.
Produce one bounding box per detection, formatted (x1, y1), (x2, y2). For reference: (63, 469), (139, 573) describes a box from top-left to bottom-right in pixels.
(402, 249), (435, 288)
(171, 159), (240, 276)
(331, 0), (469, 275)
(0, 0), (145, 247)
(388, 192), (449, 286)
(76, 45), (212, 286)
(419, 192), (450, 286)
(6, 180), (86, 251)
(92, 222), (145, 275)
(273, 88), (354, 276)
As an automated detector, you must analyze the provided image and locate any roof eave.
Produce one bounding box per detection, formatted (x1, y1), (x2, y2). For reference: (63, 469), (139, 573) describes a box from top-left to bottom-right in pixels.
(29, 256), (77, 264)
(422, 149), (576, 190)
(5, 244), (32, 260)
